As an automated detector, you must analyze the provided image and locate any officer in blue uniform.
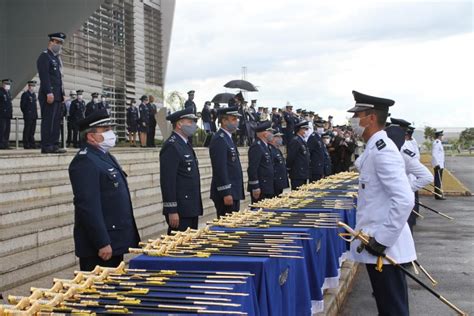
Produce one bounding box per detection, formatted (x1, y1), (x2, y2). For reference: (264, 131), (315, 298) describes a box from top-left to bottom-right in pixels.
(247, 121), (275, 203)
(269, 132), (289, 196)
(160, 107), (203, 234)
(0, 79), (13, 149)
(307, 119), (325, 181)
(69, 90), (86, 148)
(209, 107), (245, 218)
(322, 132), (332, 176)
(37, 32), (67, 154)
(69, 110), (140, 271)
(85, 92), (103, 117)
(138, 95), (150, 147)
(271, 107), (282, 133)
(286, 120), (310, 189)
(126, 99), (139, 147)
(283, 105), (297, 146)
(20, 80), (39, 149)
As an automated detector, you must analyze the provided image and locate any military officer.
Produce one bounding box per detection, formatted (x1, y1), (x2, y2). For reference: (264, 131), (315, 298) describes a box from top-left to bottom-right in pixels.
(270, 107), (282, 133)
(283, 104), (296, 146)
(405, 126), (420, 157)
(247, 121), (275, 203)
(269, 132), (289, 196)
(432, 130), (446, 200)
(348, 90), (415, 316)
(37, 32), (67, 154)
(20, 80), (39, 149)
(126, 99), (139, 147)
(321, 132), (332, 176)
(184, 90), (197, 115)
(100, 93), (111, 116)
(209, 107), (244, 218)
(286, 120), (311, 190)
(68, 110), (140, 271)
(160, 108), (203, 234)
(386, 125), (433, 232)
(69, 90), (86, 148)
(65, 90), (77, 147)
(0, 79), (13, 149)
(146, 95), (158, 147)
(137, 95), (149, 147)
(307, 119), (325, 181)
(85, 92), (102, 117)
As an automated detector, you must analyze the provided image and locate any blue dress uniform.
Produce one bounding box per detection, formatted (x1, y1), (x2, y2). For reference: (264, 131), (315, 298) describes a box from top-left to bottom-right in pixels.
(307, 131), (325, 181)
(20, 82), (39, 149)
(69, 111), (140, 271)
(0, 79), (13, 149)
(271, 109), (282, 133)
(247, 122), (275, 203)
(126, 105), (139, 133)
(146, 102), (158, 147)
(283, 107), (297, 145)
(138, 101), (150, 133)
(160, 108), (203, 234)
(209, 107), (244, 218)
(69, 91), (86, 148)
(286, 121), (310, 190)
(85, 93), (104, 117)
(348, 91), (415, 316)
(269, 141), (289, 196)
(37, 32), (66, 153)
(322, 133), (332, 176)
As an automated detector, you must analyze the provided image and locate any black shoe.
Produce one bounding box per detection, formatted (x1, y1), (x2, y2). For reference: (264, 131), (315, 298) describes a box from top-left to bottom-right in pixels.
(435, 197), (446, 200)
(53, 148), (67, 154)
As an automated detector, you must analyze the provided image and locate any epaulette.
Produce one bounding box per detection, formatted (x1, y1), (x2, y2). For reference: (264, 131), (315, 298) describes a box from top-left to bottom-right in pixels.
(375, 139), (386, 150)
(168, 135), (176, 143)
(78, 148), (88, 155)
(403, 148), (415, 157)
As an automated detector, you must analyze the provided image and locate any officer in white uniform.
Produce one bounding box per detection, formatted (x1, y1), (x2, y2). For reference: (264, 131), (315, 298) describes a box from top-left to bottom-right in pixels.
(405, 126), (420, 158)
(386, 124), (433, 232)
(431, 130), (445, 200)
(348, 91), (415, 316)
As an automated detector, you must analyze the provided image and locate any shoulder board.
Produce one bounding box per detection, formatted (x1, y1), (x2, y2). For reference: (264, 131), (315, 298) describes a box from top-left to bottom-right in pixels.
(256, 140), (261, 145)
(167, 135), (176, 143)
(78, 148), (88, 155)
(375, 139), (386, 150)
(42, 50), (48, 53)
(403, 148), (415, 157)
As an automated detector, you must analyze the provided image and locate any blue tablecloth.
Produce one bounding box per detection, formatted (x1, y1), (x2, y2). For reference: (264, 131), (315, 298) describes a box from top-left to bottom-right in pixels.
(130, 247), (311, 316)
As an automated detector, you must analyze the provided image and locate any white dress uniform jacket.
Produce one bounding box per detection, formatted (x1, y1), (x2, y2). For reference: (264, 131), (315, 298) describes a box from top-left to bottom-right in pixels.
(401, 142), (433, 192)
(431, 139), (445, 168)
(352, 130), (416, 264)
(404, 138), (420, 159)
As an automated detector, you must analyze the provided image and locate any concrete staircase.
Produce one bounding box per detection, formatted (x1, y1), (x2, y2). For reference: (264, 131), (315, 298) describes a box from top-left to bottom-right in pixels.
(0, 147), (250, 292)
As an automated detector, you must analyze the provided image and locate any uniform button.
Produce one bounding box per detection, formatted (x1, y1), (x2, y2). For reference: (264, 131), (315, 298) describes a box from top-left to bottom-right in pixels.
(112, 225), (116, 229)
(185, 195), (188, 198)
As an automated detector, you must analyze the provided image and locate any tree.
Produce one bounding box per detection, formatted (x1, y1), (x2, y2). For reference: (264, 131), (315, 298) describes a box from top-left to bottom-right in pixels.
(424, 126), (436, 141)
(144, 86), (164, 103)
(165, 91), (185, 112)
(458, 128), (474, 149)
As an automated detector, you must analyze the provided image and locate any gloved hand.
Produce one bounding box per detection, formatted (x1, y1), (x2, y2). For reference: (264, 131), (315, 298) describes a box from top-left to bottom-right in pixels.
(365, 237), (387, 257)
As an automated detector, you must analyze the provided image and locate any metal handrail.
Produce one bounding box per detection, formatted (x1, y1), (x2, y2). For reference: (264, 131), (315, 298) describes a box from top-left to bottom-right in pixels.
(12, 116), (67, 150)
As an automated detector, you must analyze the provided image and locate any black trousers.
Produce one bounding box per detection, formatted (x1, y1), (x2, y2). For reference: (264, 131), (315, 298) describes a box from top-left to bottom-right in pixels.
(434, 167), (444, 199)
(0, 118), (11, 148)
(66, 120), (73, 146)
(213, 198), (240, 219)
(250, 192), (274, 204)
(72, 126), (81, 147)
(366, 264), (409, 316)
(79, 254), (124, 271)
(23, 119), (37, 148)
(165, 214), (199, 235)
(310, 174), (323, 182)
(407, 191), (419, 232)
(290, 179), (307, 190)
(40, 100), (62, 150)
(147, 121), (156, 147)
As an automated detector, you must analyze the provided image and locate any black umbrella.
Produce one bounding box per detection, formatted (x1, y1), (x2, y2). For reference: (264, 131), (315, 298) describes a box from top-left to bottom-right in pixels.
(211, 92), (235, 104)
(224, 79), (258, 92)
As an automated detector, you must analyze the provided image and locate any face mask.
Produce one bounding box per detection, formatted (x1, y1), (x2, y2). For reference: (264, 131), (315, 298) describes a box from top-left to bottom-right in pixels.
(181, 122), (197, 137)
(29, 86), (36, 93)
(101, 97), (106, 102)
(345, 137), (351, 142)
(70, 95), (76, 99)
(51, 43), (62, 55)
(317, 128), (324, 135)
(78, 95), (83, 100)
(97, 130), (116, 152)
(349, 117), (366, 138)
(225, 121), (238, 133)
(265, 133), (274, 143)
(304, 129), (312, 138)
(323, 138), (330, 145)
(93, 98), (99, 104)
(4, 84), (11, 91)
(275, 138), (283, 146)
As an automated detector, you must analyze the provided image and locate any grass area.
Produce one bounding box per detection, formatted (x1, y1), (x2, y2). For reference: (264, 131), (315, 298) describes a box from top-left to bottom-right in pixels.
(419, 153), (471, 196)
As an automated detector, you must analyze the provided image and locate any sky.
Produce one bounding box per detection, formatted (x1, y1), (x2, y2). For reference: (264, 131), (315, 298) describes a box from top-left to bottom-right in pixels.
(164, 0), (473, 128)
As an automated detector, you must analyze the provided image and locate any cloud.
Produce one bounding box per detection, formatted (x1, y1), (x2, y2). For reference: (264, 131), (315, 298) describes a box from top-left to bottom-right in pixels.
(165, 0), (474, 127)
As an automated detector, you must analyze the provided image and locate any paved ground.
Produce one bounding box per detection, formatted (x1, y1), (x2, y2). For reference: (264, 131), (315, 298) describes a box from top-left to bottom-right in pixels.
(341, 156), (474, 316)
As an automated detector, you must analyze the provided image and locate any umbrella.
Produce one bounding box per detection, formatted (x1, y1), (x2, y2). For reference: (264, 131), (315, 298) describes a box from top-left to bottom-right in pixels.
(224, 79), (258, 92)
(211, 92), (235, 104)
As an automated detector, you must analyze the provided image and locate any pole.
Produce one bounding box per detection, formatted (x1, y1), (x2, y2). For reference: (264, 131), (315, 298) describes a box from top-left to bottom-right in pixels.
(15, 117), (19, 149)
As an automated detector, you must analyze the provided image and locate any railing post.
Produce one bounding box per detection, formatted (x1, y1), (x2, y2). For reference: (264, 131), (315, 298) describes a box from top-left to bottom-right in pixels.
(63, 116), (67, 149)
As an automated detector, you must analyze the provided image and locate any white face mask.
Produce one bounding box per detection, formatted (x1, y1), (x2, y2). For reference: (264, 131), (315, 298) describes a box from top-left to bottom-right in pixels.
(4, 84), (11, 91)
(349, 117), (366, 138)
(345, 137), (351, 142)
(97, 130), (116, 152)
(101, 97), (106, 102)
(304, 129), (312, 138)
(317, 127), (324, 135)
(78, 95), (83, 101)
(323, 138), (330, 145)
(93, 98), (99, 104)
